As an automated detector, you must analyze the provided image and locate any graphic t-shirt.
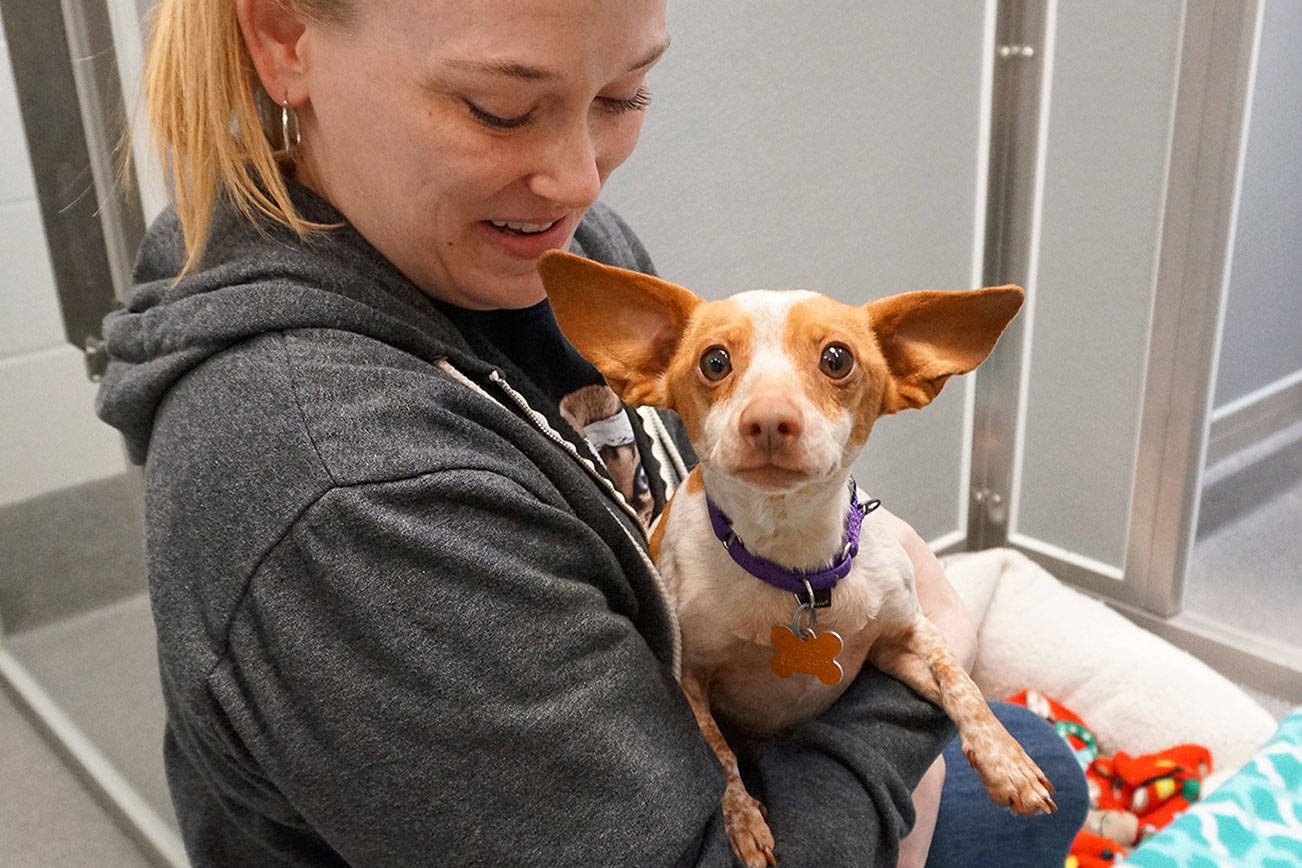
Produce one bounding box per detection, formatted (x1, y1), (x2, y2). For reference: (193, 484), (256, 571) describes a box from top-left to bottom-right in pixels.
(437, 299), (655, 527)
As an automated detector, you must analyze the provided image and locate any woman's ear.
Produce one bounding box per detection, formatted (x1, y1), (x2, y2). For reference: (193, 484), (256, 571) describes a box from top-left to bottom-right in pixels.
(235, 0), (311, 105)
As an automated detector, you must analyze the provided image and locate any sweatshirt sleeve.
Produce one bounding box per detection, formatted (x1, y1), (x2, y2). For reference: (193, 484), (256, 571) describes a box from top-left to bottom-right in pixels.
(202, 467), (951, 867)
(733, 671), (956, 866)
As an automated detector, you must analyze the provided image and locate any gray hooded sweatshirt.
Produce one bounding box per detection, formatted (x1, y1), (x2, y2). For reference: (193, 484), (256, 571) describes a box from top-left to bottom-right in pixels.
(95, 183), (953, 867)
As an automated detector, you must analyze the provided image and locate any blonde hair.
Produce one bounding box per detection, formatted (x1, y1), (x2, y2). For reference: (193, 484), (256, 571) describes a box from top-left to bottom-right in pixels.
(142, 0), (347, 273)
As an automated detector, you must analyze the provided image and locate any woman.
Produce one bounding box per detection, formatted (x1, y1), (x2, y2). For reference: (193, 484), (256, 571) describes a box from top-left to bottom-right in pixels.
(96, 0), (1086, 864)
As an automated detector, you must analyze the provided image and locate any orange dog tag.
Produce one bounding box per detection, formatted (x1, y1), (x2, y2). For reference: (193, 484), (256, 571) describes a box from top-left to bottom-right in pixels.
(770, 625), (844, 685)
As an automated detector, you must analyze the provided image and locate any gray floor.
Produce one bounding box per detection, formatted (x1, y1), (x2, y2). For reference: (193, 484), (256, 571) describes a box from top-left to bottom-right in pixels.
(0, 684), (154, 867)
(1185, 422), (1302, 649)
(5, 594), (177, 829)
(0, 473), (175, 864)
(0, 473), (147, 633)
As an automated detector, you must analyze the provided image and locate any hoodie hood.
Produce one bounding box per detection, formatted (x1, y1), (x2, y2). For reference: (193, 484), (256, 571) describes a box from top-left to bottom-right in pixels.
(97, 183), (502, 465)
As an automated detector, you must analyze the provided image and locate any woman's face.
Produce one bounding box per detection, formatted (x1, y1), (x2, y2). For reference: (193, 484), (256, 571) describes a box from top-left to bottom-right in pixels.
(294, 0), (668, 309)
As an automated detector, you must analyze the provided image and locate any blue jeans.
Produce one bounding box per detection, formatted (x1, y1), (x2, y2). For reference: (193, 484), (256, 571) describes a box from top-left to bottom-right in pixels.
(925, 702), (1090, 867)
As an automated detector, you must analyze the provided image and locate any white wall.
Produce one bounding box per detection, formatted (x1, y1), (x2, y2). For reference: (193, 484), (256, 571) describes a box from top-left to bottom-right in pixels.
(603, 0), (994, 544)
(0, 34), (127, 508)
(109, 0), (169, 225)
(1212, 0), (1302, 414)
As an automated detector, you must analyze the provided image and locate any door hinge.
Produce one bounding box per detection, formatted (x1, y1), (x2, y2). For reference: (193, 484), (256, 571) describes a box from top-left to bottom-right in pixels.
(997, 44), (1037, 59)
(973, 487), (1009, 526)
(85, 335), (108, 382)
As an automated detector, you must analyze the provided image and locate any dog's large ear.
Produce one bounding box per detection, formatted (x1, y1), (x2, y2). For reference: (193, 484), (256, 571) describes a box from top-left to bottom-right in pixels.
(867, 285), (1024, 414)
(538, 250), (702, 408)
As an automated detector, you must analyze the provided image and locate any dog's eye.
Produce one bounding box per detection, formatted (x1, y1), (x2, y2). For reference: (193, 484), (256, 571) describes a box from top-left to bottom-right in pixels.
(819, 344), (854, 379)
(699, 346), (732, 381)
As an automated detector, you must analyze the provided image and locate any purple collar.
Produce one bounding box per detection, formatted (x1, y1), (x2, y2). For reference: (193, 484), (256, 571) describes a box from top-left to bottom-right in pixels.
(705, 483), (878, 598)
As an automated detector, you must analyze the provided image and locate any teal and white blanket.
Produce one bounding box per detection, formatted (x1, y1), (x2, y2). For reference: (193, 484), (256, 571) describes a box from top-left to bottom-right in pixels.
(1126, 710), (1302, 867)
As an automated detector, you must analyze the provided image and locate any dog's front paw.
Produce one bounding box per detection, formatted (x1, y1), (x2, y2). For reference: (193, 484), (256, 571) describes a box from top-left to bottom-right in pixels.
(962, 729), (1058, 816)
(723, 782), (776, 867)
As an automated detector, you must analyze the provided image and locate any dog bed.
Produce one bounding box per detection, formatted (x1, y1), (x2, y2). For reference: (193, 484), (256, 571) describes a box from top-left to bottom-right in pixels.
(940, 548), (1280, 785)
(1124, 709), (1302, 866)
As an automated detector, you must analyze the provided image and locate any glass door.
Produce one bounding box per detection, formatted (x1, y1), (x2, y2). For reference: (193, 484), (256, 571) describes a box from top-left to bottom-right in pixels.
(0, 0), (184, 862)
(1180, 0), (1302, 709)
(970, 0), (1300, 704)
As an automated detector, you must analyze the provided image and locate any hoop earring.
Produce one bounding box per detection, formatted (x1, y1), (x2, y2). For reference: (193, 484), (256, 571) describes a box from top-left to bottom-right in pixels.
(279, 97), (301, 163)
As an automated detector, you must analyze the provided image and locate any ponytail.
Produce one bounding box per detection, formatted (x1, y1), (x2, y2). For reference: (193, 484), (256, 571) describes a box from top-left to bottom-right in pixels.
(141, 0), (341, 273)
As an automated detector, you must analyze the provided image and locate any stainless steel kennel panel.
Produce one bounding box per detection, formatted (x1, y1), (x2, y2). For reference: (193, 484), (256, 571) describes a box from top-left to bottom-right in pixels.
(1007, 0), (1186, 578)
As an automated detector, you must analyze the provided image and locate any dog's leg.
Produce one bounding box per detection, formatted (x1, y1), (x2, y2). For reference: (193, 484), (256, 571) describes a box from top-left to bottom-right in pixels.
(867, 640), (943, 705)
(681, 672), (777, 867)
(870, 616), (1058, 816)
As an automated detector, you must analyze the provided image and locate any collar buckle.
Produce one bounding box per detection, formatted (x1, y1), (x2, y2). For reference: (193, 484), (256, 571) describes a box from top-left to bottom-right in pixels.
(797, 584), (834, 610)
(705, 479), (873, 604)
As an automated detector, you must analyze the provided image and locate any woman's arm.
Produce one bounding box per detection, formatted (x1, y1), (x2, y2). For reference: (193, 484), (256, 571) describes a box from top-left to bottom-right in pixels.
(879, 508), (978, 670)
(186, 469), (953, 866)
(878, 508), (978, 867)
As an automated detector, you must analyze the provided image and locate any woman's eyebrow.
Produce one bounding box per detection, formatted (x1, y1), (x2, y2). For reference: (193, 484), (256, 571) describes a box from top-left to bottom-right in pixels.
(629, 36), (672, 72)
(441, 36), (671, 83)
(442, 57), (555, 82)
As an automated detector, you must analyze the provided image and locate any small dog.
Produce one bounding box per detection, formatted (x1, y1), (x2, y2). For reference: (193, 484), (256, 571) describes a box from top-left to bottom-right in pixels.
(538, 251), (1055, 866)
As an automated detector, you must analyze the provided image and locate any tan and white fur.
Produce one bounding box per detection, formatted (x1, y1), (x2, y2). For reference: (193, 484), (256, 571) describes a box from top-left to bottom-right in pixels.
(538, 251), (1056, 867)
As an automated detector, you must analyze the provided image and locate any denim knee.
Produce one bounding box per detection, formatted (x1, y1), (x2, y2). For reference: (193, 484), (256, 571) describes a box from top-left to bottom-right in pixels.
(925, 701), (1090, 868)
(992, 701), (1091, 826)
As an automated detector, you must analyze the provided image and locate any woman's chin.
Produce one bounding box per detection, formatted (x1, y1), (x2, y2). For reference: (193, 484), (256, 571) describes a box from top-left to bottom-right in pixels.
(429, 260), (547, 310)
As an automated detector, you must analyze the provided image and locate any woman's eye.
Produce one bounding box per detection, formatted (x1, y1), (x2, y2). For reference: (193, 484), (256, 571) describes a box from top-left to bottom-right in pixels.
(819, 344), (854, 379)
(597, 87), (652, 115)
(464, 100), (535, 131)
(699, 346), (732, 382)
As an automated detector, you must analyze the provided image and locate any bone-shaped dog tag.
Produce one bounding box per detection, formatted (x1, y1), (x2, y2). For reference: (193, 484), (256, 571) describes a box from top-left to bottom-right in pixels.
(770, 625), (844, 685)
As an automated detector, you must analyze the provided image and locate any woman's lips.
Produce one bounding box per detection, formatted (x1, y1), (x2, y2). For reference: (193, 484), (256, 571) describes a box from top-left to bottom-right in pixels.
(480, 214), (573, 259)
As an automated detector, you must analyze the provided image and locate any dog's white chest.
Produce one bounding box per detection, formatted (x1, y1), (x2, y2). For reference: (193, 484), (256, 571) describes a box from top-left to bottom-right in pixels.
(657, 489), (919, 736)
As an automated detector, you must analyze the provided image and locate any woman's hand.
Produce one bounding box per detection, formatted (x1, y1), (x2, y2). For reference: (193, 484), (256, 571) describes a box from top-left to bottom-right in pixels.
(878, 508), (978, 672)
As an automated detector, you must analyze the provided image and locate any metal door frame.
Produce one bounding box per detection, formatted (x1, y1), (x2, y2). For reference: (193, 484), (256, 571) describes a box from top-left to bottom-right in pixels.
(1120, 0), (1302, 699)
(0, 0), (145, 377)
(968, 0), (1050, 551)
(971, 0), (1302, 701)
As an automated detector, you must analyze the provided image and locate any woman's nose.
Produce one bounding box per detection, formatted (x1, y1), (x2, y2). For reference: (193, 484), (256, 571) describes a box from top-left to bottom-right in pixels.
(528, 122), (603, 209)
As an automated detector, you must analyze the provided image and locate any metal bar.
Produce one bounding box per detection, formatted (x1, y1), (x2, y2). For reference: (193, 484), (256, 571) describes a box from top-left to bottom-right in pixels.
(1126, 0), (1263, 616)
(0, 0), (144, 371)
(61, 0), (146, 298)
(967, 0), (1049, 550)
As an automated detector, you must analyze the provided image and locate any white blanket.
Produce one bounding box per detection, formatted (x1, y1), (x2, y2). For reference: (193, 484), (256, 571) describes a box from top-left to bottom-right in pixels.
(940, 547), (1279, 782)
